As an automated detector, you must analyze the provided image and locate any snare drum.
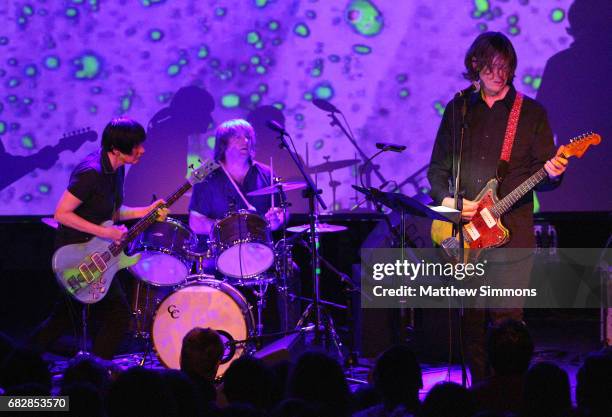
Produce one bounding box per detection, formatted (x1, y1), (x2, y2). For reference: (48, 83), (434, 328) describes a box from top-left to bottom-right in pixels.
(211, 210), (275, 279)
(151, 278), (254, 377)
(128, 217), (196, 286)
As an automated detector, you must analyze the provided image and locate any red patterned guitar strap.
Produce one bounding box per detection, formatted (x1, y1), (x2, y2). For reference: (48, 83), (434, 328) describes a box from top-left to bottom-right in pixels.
(497, 91), (524, 180)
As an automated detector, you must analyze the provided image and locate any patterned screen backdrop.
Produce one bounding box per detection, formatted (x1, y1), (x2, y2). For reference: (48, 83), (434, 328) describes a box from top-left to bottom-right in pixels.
(1, 0), (610, 215)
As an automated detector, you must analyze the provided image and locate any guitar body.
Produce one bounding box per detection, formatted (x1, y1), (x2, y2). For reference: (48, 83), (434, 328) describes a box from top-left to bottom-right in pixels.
(431, 178), (510, 250)
(52, 221), (140, 304)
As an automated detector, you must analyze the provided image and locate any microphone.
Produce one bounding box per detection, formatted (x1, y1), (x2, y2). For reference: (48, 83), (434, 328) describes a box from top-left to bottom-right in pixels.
(266, 120), (288, 136)
(376, 142), (406, 153)
(312, 99), (340, 113)
(455, 82), (480, 98)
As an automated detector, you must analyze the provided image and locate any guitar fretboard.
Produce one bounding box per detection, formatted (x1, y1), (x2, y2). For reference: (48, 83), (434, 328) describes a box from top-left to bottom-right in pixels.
(490, 168), (548, 217)
(107, 180), (194, 257)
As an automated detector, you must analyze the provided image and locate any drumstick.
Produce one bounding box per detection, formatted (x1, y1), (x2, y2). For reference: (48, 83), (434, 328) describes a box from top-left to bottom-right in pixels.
(270, 157), (275, 209)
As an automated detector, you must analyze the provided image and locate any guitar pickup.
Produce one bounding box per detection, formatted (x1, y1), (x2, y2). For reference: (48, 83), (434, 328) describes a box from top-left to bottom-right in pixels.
(480, 207), (497, 228)
(78, 264), (94, 283)
(91, 252), (107, 273)
(464, 222), (480, 241)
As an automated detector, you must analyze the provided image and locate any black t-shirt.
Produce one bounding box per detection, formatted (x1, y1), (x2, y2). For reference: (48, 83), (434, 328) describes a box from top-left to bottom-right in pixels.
(55, 150), (124, 248)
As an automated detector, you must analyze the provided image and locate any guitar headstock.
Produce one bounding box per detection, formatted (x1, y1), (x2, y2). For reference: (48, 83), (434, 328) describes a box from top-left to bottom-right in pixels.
(58, 128), (98, 152)
(563, 132), (602, 158)
(188, 159), (220, 185)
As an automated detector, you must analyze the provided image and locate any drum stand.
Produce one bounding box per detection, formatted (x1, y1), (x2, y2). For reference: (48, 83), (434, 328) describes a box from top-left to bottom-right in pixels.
(130, 280), (156, 367)
(252, 282), (270, 342)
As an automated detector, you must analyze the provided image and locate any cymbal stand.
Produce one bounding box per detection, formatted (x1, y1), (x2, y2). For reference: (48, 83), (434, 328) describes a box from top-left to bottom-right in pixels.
(252, 282), (270, 343)
(276, 186), (292, 333)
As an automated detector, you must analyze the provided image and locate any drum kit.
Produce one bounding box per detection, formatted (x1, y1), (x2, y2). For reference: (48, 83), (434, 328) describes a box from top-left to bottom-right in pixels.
(125, 179), (348, 375)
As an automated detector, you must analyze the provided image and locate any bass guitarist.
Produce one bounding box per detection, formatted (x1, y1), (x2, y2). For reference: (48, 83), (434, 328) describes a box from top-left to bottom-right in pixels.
(33, 117), (168, 359)
(427, 32), (568, 382)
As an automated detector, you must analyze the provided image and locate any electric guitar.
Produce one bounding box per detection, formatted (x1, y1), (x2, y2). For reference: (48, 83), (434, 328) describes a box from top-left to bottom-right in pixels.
(431, 132), (601, 253)
(52, 159), (219, 303)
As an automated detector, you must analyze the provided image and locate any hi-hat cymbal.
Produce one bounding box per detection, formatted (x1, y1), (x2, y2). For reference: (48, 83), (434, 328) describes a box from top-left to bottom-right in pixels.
(286, 223), (348, 233)
(306, 159), (359, 174)
(247, 181), (306, 196)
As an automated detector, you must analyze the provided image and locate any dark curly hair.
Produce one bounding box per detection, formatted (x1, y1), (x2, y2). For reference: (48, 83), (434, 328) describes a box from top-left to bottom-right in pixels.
(463, 31), (517, 83)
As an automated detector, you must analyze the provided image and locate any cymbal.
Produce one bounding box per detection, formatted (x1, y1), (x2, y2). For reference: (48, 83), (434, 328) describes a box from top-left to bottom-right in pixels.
(306, 159), (359, 174)
(41, 217), (59, 229)
(247, 181), (306, 196)
(286, 223), (348, 233)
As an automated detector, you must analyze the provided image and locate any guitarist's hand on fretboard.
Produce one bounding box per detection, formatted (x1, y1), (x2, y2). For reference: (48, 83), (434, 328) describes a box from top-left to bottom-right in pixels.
(148, 198), (169, 222)
(544, 145), (569, 180)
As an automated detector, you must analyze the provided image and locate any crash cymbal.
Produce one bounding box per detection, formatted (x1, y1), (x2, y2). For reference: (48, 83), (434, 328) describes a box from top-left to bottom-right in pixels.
(247, 181), (307, 196)
(286, 223), (348, 233)
(306, 159), (360, 174)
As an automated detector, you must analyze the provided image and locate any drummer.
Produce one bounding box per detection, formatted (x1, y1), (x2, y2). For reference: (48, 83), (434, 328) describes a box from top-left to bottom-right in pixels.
(188, 118), (286, 237)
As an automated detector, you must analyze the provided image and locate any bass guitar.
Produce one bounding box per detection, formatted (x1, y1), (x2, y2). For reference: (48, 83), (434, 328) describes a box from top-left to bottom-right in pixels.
(52, 160), (219, 303)
(431, 132), (601, 252)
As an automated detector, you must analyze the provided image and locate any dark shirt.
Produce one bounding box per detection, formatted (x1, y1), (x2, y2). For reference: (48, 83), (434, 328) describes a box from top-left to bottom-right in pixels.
(55, 150), (124, 248)
(188, 162), (275, 223)
(427, 86), (560, 247)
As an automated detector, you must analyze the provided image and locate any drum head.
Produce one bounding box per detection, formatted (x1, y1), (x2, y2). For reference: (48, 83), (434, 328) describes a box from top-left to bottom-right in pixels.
(129, 252), (189, 286)
(128, 217), (196, 286)
(152, 281), (253, 377)
(217, 243), (275, 278)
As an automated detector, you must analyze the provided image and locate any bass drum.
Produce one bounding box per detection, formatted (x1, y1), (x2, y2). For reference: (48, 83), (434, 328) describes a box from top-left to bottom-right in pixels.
(151, 278), (254, 377)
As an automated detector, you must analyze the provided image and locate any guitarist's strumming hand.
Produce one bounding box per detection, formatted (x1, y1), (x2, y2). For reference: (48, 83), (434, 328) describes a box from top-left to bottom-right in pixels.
(441, 197), (479, 222)
(544, 145), (569, 180)
(103, 224), (128, 244)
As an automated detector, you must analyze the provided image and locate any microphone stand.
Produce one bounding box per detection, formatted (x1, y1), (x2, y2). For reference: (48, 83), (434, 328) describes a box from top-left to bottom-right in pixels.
(273, 129), (328, 348)
(326, 111), (388, 209)
(453, 91), (469, 387)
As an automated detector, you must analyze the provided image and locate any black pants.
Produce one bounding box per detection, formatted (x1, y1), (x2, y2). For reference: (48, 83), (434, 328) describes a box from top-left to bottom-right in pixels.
(32, 271), (131, 359)
(463, 253), (534, 383)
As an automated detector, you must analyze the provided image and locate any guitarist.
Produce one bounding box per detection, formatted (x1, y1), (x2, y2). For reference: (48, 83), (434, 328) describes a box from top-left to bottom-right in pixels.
(33, 117), (168, 359)
(427, 32), (568, 382)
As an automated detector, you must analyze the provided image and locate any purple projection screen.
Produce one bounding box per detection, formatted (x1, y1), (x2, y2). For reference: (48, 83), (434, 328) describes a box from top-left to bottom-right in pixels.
(0, 0), (610, 215)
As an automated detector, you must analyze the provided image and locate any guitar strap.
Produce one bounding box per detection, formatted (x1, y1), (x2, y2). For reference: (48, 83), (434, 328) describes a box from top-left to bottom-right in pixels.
(496, 91), (524, 181)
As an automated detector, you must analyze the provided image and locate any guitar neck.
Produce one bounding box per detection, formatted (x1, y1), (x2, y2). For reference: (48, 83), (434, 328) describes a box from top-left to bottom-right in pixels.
(491, 168), (548, 217)
(107, 180), (193, 255)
